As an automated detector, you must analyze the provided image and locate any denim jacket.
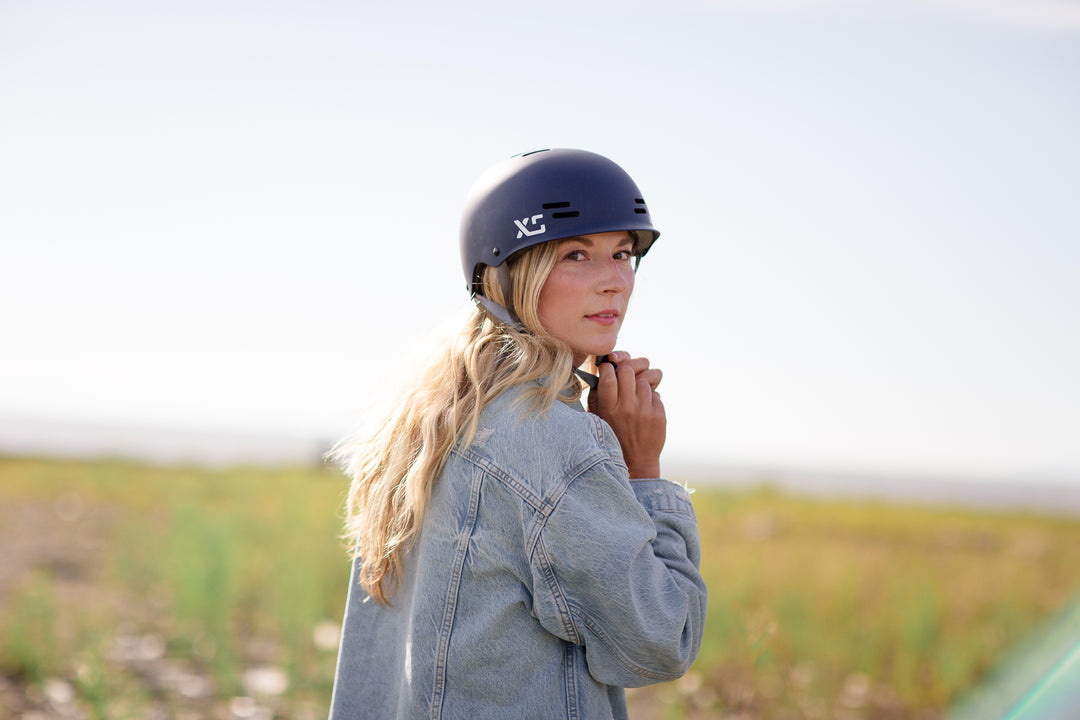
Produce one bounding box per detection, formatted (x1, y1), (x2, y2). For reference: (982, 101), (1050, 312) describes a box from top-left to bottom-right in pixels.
(329, 383), (708, 719)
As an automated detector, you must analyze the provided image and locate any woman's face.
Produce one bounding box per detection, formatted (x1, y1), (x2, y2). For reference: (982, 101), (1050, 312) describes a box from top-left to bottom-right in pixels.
(537, 231), (636, 366)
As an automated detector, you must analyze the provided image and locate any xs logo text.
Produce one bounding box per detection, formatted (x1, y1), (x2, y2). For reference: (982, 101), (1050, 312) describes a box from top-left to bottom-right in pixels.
(514, 214), (546, 239)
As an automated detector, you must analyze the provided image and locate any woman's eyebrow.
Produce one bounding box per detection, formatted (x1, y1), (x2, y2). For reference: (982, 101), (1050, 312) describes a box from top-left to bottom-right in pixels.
(559, 236), (593, 246)
(559, 236), (635, 248)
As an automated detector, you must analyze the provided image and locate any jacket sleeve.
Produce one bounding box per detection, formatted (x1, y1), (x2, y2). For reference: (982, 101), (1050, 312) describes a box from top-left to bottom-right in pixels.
(528, 459), (708, 687)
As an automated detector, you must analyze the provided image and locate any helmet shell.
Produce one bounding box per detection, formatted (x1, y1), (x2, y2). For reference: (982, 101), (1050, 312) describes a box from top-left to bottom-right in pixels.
(460, 148), (660, 295)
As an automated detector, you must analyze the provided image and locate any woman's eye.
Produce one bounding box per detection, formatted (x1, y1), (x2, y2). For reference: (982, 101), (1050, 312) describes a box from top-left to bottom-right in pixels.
(564, 250), (586, 261)
(614, 250), (633, 261)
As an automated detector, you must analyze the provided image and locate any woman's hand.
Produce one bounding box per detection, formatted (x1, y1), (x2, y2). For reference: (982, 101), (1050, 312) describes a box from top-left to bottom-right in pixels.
(587, 351), (666, 479)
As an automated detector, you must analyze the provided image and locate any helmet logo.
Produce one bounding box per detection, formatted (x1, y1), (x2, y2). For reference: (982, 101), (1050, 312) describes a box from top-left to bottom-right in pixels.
(514, 214), (546, 239)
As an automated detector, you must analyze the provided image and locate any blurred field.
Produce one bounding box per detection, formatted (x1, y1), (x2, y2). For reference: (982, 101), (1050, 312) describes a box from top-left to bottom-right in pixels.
(2, 456), (1080, 719)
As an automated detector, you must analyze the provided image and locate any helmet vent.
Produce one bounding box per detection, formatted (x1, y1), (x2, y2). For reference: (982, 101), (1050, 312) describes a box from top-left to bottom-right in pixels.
(634, 198), (648, 215)
(542, 201), (579, 219)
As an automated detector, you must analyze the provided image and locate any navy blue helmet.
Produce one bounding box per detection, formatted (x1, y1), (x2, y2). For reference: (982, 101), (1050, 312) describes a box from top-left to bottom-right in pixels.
(459, 149), (660, 309)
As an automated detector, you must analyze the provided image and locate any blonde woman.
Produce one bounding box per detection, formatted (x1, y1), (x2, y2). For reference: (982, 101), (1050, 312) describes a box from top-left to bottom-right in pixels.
(329, 149), (707, 719)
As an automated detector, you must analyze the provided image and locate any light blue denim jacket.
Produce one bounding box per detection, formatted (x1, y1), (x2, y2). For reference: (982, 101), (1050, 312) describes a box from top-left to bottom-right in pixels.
(329, 383), (707, 719)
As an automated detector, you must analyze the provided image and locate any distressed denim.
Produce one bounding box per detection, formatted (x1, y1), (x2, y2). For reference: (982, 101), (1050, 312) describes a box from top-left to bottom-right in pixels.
(328, 384), (707, 719)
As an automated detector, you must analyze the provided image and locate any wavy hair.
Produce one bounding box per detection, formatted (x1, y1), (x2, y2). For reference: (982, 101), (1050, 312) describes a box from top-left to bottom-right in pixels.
(331, 239), (582, 604)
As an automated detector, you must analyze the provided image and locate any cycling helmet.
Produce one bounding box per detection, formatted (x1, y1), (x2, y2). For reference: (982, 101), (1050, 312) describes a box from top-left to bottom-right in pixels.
(460, 148), (659, 325)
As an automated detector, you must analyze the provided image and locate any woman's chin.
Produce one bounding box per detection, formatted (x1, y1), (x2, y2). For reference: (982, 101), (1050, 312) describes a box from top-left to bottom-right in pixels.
(572, 348), (615, 368)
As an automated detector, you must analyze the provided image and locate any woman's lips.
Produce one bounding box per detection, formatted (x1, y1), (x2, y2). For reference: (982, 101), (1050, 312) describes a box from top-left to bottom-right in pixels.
(586, 311), (620, 326)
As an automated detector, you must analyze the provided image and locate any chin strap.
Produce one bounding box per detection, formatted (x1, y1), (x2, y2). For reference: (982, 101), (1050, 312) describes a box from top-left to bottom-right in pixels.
(573, 354), (613, 391)
(574, 367), (600, 390)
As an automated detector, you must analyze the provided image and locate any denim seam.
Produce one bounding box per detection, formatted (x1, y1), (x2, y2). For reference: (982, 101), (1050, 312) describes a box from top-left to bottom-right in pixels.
(586, 413), (612, 451)
(563, 642), (579, 720)
(456, 444), (617, 556)
(629, 481), (695, 516)
(527, 452), (637, 652)
(526, 449), (619, 584)
(568, 602), (685, 682)
(535, 533), (580, 644)
(429, 465), (485, 719)
(456, 444), (622, 652)
(453, 445), (545, 511)
(644, 506), (695, 517)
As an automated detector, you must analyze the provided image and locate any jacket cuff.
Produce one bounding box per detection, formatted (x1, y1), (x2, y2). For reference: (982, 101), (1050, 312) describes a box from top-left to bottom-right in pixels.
(628, 478), (696, 515)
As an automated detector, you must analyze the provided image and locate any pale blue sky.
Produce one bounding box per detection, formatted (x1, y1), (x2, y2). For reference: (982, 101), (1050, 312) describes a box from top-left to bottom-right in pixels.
(2, 0), (1078, 481)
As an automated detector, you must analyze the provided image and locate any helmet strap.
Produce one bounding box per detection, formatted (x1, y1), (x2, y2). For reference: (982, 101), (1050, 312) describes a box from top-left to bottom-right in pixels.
(474, 293), (520, 328)
(496, 264), (516, 318)
(470, 260), (522, 328)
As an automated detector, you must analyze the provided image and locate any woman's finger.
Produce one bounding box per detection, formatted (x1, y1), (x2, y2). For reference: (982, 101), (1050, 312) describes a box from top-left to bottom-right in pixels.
(596, 360), (618, 415)
(637, 367), (662, 391)
(616, 362), (638, 407)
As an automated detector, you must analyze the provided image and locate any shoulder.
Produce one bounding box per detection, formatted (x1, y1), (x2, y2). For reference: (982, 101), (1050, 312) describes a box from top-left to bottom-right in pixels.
(456, 382), (626, 492)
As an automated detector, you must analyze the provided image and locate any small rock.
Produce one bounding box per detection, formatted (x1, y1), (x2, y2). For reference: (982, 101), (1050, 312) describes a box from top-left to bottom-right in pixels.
(44, 678), (75, 705)
(156, 661), (214, 699)
(175, 673), (214, 700)
(241, 666), (288, 697)
(840, 673), (871, 709)
(109, 633), (166, 662)
(229, 696), (258, 718)
(313, 620), (341, 652)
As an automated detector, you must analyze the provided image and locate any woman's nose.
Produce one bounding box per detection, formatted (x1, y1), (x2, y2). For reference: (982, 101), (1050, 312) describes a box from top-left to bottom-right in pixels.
(597, 258), (631, 294)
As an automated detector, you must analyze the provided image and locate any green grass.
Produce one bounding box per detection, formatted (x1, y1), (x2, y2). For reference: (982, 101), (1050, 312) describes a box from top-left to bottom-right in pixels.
(669, 487), (1080, 718)
(0, 456), (350, 716)
(2, 456), (1080, 719)
(1, 572), (62, 683)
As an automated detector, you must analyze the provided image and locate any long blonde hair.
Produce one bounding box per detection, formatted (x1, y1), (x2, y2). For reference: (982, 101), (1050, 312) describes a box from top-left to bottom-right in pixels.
(331, 240), (581, 604)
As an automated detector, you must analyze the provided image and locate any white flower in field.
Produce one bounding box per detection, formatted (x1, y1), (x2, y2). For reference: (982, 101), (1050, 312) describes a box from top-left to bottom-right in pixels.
(313, 620), (342, 651)
(242, 666), (289, 697)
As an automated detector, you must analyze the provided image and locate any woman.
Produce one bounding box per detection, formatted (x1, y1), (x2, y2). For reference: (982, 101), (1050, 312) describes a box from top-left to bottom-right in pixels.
(329, 149), (707, 719)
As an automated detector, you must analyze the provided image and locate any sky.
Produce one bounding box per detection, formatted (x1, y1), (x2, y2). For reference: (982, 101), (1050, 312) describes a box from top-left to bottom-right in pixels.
(2, 0), (1078, 483)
